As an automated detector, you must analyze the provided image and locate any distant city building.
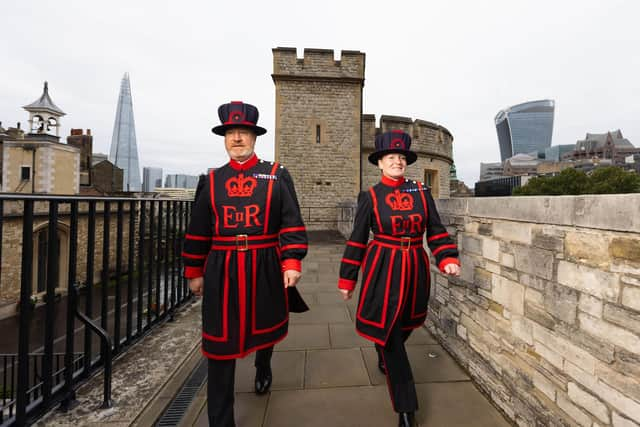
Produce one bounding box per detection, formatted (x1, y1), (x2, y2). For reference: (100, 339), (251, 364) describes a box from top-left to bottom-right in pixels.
(67, 129), (93, 185)
(143, 167), (163, 192)
(92, 152), (108, 165)
(164, 174), (199, 189)
(503, 153), (541, 176)
(567, 130), (640, 165)
(479, 162), (504, 181)
(109, 73), (141, 191)
(544, 144), (574, 162)
(495, 100), (555, 162)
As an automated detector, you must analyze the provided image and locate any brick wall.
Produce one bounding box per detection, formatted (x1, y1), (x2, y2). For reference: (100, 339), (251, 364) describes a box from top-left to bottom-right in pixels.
(430, 195), (640, 427)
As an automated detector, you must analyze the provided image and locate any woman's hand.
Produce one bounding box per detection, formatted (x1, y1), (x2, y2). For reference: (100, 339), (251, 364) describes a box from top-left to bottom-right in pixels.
(443, 263), (461, 277)
(284, 270), (301, 287)
(189, 277), (204, 296)
(339, 289), (354, 300)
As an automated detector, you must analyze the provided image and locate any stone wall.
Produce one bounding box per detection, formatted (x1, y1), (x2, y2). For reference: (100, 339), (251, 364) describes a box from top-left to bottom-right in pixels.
(273, 48), (365, 230)
(430, 195), (640, 427)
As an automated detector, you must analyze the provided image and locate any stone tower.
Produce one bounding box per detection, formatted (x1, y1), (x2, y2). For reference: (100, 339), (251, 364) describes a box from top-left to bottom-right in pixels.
(272, 48), (365, 229)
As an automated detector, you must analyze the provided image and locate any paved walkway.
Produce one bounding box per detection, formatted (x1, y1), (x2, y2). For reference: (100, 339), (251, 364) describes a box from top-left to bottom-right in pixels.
(181, 232), (511, 427)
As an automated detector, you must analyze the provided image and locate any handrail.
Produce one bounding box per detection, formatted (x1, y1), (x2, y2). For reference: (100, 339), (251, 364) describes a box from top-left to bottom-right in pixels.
(68, 284), (112, 409)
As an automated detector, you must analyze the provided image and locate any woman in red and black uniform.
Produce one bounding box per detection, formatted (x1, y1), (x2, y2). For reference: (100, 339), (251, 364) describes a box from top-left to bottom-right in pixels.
(338, 130), (460, 427)
(183, 102), (308, 427)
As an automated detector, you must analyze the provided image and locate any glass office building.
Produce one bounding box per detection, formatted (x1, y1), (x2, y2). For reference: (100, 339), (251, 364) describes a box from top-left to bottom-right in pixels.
(495, 100), (555, 162)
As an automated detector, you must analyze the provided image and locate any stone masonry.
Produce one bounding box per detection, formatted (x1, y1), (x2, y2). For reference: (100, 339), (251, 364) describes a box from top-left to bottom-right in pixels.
(273, 48), (365, 230)
(428, 195), (640, 427)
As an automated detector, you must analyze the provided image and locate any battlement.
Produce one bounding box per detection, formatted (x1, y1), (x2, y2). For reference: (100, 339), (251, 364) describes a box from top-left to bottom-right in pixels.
(272, 47), (365, 82)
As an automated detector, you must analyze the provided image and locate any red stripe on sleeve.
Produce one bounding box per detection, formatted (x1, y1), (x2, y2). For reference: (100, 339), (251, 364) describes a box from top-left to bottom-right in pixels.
(280, 226), (306, 234)
(341, 258), (361, 266)
(347, 241), (367, 249)
(432, 244), (457, 256)
(427, 232), (449, 242)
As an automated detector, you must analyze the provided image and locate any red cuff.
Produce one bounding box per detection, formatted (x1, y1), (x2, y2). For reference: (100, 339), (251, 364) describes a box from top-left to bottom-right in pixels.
(281, 258), (302, 273)
(338, 278), (357, 291)
(438, 257), (460, 273)
(184, 266), (204, 279)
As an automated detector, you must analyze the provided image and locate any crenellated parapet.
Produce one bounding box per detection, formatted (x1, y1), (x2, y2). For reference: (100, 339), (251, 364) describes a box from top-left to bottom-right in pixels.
(272, 47), (365, 84)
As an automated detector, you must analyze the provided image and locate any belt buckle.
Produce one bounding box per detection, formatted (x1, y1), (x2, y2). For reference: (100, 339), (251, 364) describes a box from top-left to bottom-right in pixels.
(236, 234), (249, 251)
(400, 237), (411, 251)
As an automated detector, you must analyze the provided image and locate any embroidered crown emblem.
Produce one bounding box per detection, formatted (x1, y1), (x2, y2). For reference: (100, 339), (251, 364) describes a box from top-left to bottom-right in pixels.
(225, 173), (257, 197)
(385, 189), (414, 211)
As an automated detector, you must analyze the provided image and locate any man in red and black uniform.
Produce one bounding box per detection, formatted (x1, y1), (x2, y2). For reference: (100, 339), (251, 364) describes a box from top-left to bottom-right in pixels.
(183, 101), (307, 427)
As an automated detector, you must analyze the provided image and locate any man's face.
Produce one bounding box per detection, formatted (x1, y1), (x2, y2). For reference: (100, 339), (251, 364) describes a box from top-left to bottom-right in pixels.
(224, 127), (257, 162)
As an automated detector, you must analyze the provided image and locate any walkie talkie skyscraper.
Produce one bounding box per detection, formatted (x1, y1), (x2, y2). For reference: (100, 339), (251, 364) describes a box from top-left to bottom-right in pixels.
(109, 73), (141, 191)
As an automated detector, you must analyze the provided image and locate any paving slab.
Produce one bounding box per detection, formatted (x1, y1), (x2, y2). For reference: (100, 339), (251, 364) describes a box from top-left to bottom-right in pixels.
(277, 323), (330, 350)
(415, 382), (512, 427)
(264, 386), (396, 427)
(329, 322), (374, 348)
(234, 350), (305, 392)
(305, 348), (370, 388)
(289, 305), (350, 324)
(194, 392), (268, 427)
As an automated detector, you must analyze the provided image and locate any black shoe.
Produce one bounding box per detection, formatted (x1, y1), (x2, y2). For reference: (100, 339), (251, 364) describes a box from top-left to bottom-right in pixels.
(398, 412), (415, 427)
(254, 367), (272, 395)
(378, 357), (387, 375)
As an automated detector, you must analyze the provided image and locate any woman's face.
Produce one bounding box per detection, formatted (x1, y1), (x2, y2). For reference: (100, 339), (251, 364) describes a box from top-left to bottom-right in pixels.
(378, 153), (407, 179)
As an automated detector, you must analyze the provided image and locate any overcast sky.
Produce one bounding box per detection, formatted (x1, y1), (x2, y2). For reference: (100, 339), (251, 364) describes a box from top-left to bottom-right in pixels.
(2, 0), (639, 186)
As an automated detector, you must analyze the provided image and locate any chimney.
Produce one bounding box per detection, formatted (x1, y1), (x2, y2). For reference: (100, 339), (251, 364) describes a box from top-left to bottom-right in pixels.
(87, 129), (91, 136)
(71, 128), (83, 136)
(17, 122), (20, 129)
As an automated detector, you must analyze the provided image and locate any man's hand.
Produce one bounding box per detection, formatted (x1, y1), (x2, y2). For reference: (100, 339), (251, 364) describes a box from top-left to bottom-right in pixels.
(339, 289), (354, 300)
(283, 270), (301, 288)
(444, 263), (461, 277)
(189, 277), (204, 296)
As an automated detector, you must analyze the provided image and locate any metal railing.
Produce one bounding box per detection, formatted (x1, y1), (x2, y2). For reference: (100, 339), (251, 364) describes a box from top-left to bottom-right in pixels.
(0, 195), (193, 426)
(299, 205), (355, 225)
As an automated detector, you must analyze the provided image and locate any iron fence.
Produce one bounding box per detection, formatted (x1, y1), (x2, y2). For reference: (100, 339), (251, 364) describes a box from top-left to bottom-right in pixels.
(0, 195), (193, 426)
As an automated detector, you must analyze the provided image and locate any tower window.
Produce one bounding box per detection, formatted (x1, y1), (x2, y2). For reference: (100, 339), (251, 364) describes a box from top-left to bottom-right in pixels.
(21, 166), (31, 181)
(316, 125), (321, 144)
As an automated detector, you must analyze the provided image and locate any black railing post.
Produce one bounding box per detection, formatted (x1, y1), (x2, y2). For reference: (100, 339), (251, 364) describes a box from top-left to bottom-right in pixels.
(84, 201), (96, 376)
(171, 200), (177, 313)
(156, 201), (163, 319)
(147, 201), (155, 328)
(164, 201), (170, 319)
(178, 201), (185, 301)
(114, 201), (123, 352)
(16, 199), (34, 426)
(61, 201), (79, 411)
(101, 201), (111, 362)
(43, 201), (59, 402)
(137, 200), (146, 335)
(126, 200), (135, 341)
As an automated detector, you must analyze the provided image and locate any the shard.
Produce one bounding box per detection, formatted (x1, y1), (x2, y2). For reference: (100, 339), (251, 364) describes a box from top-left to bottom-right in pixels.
(109, 73), (141, 191)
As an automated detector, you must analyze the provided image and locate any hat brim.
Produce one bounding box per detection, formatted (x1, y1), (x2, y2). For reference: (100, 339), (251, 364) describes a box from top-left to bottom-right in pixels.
(212, 124), (267, 136)
(368, 149), (417, 165)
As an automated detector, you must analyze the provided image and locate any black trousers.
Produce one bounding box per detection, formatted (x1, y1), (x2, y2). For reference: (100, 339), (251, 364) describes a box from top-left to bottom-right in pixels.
(376, 326), (417, 413)
(207, 346), (273, 427)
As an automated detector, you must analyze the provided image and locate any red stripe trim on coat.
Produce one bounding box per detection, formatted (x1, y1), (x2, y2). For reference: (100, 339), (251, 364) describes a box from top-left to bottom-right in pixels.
(371, 240), (421, 251)
(341, 258), (361, 266)
(438, 257), (460, 272)
(281, 258), (301, 272)
(238, 251), (247, 353)
(209, 170), (220, 235)
(186, 233), (212, 241)
(263, 162), (279, 234)
(411, 250), (428, 319)
(357, 249), (395, 328)
(182, 252), (206, 260)
(252, 249), (289, 334)
(374, 234), (423, 243)
(432, 244), (457, 256)
(201, 251), (230, 342)
(369, 188), (383, 232)
(201, 332), (288, 360)
(280, 243), (308, 251)
(355, 328), (386, 346)
(347, 240), (367, 249)
(210, 233), (278, 242)
(427, 232), (449, 242)
(280, 226), (306, 234)
(338, 278), (356, 291)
